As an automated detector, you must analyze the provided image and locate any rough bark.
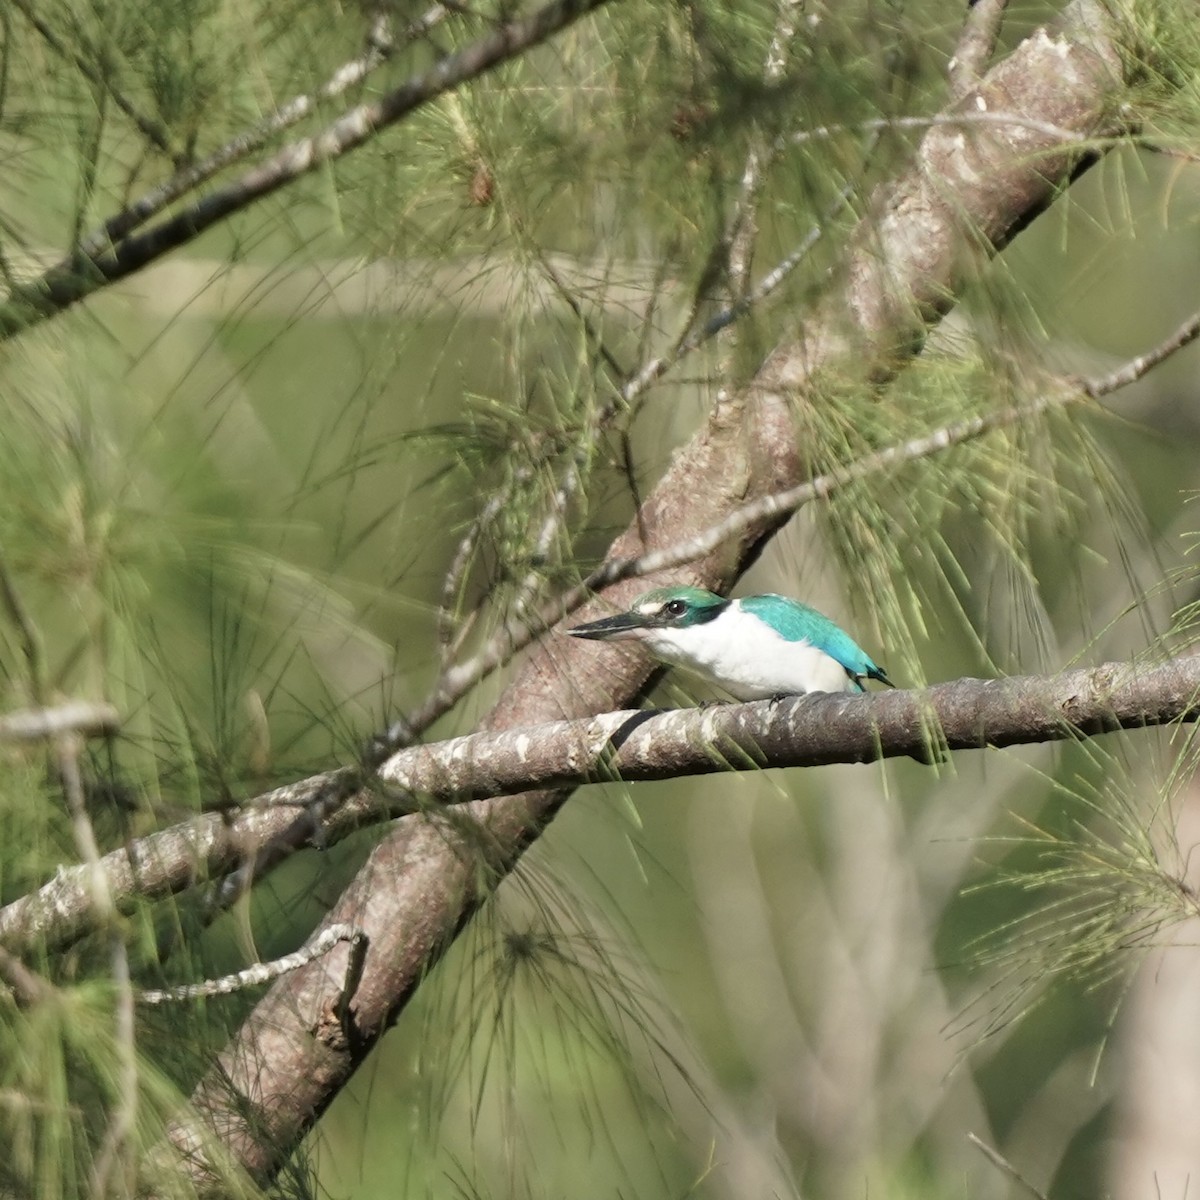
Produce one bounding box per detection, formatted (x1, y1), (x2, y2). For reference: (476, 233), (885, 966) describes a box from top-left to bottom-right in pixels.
(7, 652), (1194, 960)
(375, 655), (1200, 793)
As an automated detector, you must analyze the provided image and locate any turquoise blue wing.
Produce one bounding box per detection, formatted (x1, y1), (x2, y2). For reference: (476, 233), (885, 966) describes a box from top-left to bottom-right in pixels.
(739, 594), (892, 686)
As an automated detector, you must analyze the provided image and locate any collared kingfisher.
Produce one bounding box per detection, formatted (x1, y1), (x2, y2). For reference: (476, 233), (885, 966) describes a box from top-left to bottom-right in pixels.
(567, 586), (893, 700)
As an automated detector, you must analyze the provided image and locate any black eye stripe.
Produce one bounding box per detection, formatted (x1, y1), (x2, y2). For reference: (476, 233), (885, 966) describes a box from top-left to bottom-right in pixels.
(689, 600), (727, 624)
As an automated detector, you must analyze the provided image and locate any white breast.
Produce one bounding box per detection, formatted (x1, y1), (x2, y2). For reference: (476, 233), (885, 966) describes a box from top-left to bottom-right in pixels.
(643, 605), (853, 699)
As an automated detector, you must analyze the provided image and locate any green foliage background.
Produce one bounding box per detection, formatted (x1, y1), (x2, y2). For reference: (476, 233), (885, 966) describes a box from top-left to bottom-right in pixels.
(3, 0), (1200, 1196)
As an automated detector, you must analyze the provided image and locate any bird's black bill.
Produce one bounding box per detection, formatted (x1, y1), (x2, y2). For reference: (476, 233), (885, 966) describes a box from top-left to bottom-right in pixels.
(566, 612), (648, 640)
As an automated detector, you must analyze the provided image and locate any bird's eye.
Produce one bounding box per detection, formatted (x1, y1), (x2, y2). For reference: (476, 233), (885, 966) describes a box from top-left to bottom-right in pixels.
(664, 599), (687, 618)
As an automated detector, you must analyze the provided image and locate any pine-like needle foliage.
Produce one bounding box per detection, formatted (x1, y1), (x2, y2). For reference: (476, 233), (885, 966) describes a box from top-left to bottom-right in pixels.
(2, 0), (1200, 1197)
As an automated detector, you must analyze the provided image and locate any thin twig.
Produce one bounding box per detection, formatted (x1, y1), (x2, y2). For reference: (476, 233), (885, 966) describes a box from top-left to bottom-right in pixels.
(586, 391), (1077, 592)
(59, 736), (107, 907)
(615, 169), (865, 416)
(431, 215), (626, 661)
(491, 239), (627, 625)
(138, 923), (363, 1004)
(1080, 307), (1200, 396)
(527, 238), (627, 379)
(75, 4), (453, 262)
(725, 0), (802, 298)
(438, 491), (507, 657)
(202, 769), (365, 917)
(0, 0), (615, 340)
(509, 457), (583, 622)
(91, 934), (137, 1200)
(584, 303), (1200, 588)
(967, 1133), (1049, 1200)
(948, 0), (1009, 99)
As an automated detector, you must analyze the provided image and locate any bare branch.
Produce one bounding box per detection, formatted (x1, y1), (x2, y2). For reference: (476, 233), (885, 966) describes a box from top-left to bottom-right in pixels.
(0, 768), (361, 954)
(138, 924), (364, 1005)
(6, 652), (1197, 961)
(0, 0), (616, 341)
(584, 395), (1067, 593)
(74, 3), (454, 263)
(437, 491), (506, 659)
(1081, 308), (1200, 397)
(726, 0), (802, 298)
(58, 736), (108, 914)
(736, 173), (865, 317)
(1143, 139), (1200, 165)
(948, 0), (1009, 99)
(366, 655), (1200, 801)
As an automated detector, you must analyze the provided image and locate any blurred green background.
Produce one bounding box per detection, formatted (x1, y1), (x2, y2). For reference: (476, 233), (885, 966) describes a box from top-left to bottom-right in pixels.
(4, 0), (1200, 1197)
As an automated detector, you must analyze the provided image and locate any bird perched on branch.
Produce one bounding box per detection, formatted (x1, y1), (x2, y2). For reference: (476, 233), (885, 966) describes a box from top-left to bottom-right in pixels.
(567, 586), (893, 701)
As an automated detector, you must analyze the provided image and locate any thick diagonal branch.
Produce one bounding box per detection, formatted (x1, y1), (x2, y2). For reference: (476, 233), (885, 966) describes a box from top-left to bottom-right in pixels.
(8, 652), (1196, 961)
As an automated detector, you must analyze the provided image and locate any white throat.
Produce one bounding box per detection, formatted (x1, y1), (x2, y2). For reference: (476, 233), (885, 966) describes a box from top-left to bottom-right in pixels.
(641, 604), (853, 699)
